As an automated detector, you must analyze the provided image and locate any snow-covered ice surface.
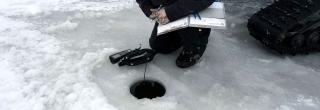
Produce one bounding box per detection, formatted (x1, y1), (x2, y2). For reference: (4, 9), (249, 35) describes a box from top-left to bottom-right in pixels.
(0, 0), (320, 110)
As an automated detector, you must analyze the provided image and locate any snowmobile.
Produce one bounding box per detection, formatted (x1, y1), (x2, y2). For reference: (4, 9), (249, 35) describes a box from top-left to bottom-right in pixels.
(248, 0), (320, 55)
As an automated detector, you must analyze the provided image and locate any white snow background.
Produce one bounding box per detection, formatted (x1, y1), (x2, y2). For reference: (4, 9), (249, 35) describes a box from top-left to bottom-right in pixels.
(0, 0), (319, 110)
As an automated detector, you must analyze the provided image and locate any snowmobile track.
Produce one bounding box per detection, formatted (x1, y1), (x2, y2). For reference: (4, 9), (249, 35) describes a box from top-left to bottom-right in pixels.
(248, 0), (320, 55)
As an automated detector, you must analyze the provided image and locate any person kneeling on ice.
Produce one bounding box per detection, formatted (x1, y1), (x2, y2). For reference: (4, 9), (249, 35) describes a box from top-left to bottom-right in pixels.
(136, 0), (214, 68)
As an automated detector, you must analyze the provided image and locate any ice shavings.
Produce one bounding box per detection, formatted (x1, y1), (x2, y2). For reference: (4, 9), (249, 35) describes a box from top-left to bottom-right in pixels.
(0, 15), (119, 110)
(46, 20), (79, 32)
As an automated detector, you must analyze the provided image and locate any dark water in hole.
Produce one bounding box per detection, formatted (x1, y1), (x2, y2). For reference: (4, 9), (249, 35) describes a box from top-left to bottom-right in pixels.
(130, 80), (166, 99)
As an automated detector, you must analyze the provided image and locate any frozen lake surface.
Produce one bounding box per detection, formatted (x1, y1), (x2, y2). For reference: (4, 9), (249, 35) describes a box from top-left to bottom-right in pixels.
(0, 0), (319, 110)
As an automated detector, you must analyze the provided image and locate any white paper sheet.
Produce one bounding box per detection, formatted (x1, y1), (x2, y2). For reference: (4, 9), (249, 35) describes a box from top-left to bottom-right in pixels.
(157, 17), (189, 35)
(157, 2), (226, 35)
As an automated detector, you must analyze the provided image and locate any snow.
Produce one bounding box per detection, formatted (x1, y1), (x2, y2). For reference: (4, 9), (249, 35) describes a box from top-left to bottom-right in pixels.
(46, 20), (79, 32)
(0, 0), (320, 110)
(0, 14), (120, 110)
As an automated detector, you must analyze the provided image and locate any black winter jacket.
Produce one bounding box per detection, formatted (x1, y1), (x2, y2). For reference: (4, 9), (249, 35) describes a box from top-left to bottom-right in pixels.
(136, 0), (214, 22)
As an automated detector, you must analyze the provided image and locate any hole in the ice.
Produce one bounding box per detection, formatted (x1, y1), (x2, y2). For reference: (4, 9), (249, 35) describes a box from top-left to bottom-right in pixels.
(130, 80), (166, 99)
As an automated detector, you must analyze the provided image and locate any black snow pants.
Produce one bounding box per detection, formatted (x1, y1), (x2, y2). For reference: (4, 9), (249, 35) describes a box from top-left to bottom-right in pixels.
(149, 23), (211, 54)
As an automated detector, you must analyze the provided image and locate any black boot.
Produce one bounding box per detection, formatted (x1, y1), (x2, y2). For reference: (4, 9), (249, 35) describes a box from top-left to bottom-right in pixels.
(176, 46), (206, 68)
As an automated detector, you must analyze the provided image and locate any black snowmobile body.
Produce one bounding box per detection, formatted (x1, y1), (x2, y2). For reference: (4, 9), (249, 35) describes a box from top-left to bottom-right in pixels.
(248, 0), (320, 55)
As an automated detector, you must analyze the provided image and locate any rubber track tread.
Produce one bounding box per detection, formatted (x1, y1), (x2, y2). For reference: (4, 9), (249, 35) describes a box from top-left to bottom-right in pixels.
(248, 0), (320, 55)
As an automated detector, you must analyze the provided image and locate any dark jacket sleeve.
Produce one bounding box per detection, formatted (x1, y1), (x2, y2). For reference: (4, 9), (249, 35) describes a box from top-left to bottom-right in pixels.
(165, 0), (214, 22)
(136, 0), (156, 17)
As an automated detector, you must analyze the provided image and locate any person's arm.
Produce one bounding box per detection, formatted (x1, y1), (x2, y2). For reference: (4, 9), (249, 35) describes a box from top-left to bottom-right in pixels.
(136, 0), (156, 17)
(165, 0), (214, 22)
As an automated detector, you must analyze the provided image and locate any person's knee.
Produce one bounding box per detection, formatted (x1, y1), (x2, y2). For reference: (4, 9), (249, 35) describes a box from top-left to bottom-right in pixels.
(149, 37), (173, 54)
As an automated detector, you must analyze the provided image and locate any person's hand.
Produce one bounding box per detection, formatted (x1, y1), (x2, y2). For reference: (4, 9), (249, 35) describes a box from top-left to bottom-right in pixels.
(149, 8), (170, 25)
(149, 9), (158, 20)
(156, 9), (170, 25)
